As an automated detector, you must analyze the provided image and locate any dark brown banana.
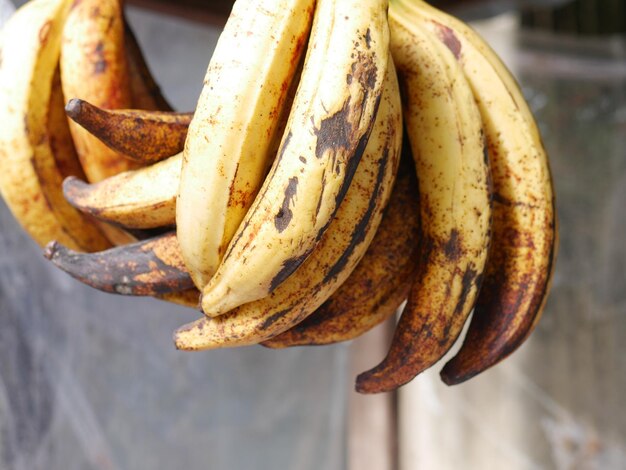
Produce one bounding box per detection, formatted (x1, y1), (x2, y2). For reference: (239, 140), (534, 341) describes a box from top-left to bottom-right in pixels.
(65, 98), (192, 164)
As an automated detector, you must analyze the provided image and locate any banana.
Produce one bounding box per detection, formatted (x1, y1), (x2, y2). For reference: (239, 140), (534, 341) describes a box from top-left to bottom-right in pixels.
(124, 18), (173, 111)
(0, 0), (111, 252)
(355, 8), (492, 394)
(65, 99), (191, 163)
(404, 0), (557, 385)
(173, 61), (402, 350)
(63, 153), (181, 229)
(199, 0), (390, 316)
(50, 67), (86, 180)
(263, 154), (420, 348)
(60, 0), (140, 182)
(44, 232), (194, 296)
(176, 0), (316, 289)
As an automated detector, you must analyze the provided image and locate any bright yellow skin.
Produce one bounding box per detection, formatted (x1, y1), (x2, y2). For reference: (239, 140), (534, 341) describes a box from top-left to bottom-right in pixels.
(200, 0), (390, 317)
(174, 61), (402, 350)
(177, 0), (316, 289)
(0, 0), (110, 252)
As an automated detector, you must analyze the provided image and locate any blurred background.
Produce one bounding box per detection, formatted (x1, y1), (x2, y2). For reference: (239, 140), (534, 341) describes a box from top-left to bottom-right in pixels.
(1, 0), (625, 469)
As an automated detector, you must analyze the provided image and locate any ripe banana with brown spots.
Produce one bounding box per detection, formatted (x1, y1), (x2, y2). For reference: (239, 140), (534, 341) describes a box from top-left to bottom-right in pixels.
(0, 0), (111, 252)
(402, 0), (557, 386)
(355, 7), (492, 394)
(63, 153), (181, 229)
(176, 0), (316, 289)
(44, 232), (193, 296)
(174, 61), (401, 350)
(199, 0), (390, 317)
(60, 0), (140, 183)
(263, 155), (420, 348)
(65, 98), (191, 163)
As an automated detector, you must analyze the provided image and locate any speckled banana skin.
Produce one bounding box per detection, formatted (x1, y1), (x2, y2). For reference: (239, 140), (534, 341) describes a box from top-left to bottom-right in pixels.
(403, 0), (557, 386)
(176, 0), (316, 289)
(356, 7), (492, 394)
(0, 0), (111, 252)
(199, 0), (390, 317)
(173, 60), (401, 350)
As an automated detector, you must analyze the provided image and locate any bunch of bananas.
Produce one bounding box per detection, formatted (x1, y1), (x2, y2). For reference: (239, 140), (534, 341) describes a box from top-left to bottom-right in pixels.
(0, 0), (557, 393)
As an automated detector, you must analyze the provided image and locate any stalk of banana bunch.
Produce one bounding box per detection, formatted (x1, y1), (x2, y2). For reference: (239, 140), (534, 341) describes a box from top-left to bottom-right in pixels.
(0, 0), (112, 252)
(60, 0), (140, 183)
(356, 8), (493, 394)
(197, 0), (390, 317)
(65, 99), (191, 163)
(174, 59), (402, 350)
(176, 0), (316, 289)
(263, 153), (420, 348)
(400, 0), (557, 385)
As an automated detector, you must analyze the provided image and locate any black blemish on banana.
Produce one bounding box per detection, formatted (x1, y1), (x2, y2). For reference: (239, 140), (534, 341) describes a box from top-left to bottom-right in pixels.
(274, 176), (298, 232)
(268, 251), (312, 293)
(323, 151), (388, 284)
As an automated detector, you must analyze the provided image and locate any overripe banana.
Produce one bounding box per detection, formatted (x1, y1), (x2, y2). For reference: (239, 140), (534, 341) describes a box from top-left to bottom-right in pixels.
(0, 0), (111, 252)
(403, 0), (557, 385)
(44, 232), (194, 296)
(63, 153), (181, 229)
(263, 154), (420, 348)
(60, 0), (139, 182)
(199, 0), (390, 316)
(355, 9), (492, 394)
(176, 0), (316, 289)
(174, 61), (402, 350)
(65, 99), (191, 163)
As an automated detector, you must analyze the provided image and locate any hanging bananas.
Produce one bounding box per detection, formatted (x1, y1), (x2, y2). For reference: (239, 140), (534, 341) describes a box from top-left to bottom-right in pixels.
(1, 0), (557, 394)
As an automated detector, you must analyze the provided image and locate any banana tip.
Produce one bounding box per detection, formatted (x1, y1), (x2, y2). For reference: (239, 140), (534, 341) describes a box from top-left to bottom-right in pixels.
(64, 98), (85, 120)
(43, 240), (60, 260)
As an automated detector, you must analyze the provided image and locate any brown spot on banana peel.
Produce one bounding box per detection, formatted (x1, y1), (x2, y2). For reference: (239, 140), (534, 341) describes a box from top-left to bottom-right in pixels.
(440, 210), (557, 385)
(433, 22), (462, 61)
(43, 233), (193, 296)
(274, 177), (298, 232)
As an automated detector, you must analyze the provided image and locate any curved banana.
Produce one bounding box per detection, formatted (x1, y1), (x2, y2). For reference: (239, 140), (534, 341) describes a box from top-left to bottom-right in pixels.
(0, 0), (111, 252)
(65, 99), (191, 163)
(124, 19), (173, 111)
(44, 232), (193, 296)
(404, 0), (557, 385)
(263, 156), (420, 348)
(174, 61), (402, 350)
(199, 0), (390, 316)
(355, 9), (492, 394)
(60, 0), (139, 182)
(63, 153), (181, 229)
(176, 0), (316, 288)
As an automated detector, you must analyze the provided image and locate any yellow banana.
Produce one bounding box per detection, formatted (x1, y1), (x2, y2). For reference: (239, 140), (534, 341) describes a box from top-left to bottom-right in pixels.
(0, 0), (111, 252)
(200, 0), (390, 316)
(402, 0), (557, 385)
(60, 0), (140, 183)
(355, 7), (492, 394)
(65, 98), (191, 163)
(174, 60), (402, 350)
(176, 0), (315, 288)
(63, 153), (181, 229)
(263, 155), (420, 348)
